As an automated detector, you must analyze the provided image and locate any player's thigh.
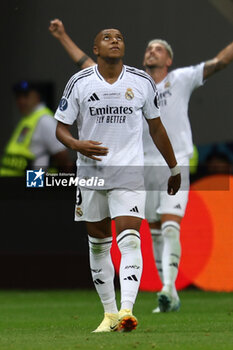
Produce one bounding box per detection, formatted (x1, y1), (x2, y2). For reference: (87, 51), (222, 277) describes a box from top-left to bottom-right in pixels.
(108, 189), (146, 235)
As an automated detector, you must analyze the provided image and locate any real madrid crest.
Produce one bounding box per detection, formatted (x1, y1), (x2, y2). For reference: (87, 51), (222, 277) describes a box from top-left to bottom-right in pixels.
(76, 206), (83, 217)
(125, 88), (134, 100)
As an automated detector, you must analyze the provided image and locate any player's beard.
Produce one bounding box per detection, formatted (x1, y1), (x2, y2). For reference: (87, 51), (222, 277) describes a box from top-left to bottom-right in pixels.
(144, 63), (160, 70)
(144, 56), (165, 69)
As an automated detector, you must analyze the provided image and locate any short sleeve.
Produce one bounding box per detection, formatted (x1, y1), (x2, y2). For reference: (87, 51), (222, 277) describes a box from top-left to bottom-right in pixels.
(142, 76), (160, 120)
(54, 74), (80, 125)
(180, 62), (205, 93)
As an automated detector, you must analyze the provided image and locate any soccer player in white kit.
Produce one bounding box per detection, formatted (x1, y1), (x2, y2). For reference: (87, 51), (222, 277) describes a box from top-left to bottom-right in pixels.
(49, 20), (233, 313)
(142, 39), (233, 313)
(54, 28), (181, 332)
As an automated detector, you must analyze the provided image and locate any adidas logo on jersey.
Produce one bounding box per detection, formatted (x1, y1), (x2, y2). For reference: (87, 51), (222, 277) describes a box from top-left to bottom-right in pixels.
(174, 204), (181, 209)
(130, 206), (139, 213)
(88, 93), (100, 102)
(124, 275), (138, 281)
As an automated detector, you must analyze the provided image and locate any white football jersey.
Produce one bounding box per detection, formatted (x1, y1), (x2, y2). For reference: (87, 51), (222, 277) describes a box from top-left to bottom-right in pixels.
(143, 63), (205, 165)
(55, 65), (160, 167)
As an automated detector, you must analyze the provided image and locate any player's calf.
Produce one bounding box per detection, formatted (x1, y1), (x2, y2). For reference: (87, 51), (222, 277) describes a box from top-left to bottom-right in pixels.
(88, 236), (118, 314)
(161, 221), (181, 292)
(117, 229), (142, 312)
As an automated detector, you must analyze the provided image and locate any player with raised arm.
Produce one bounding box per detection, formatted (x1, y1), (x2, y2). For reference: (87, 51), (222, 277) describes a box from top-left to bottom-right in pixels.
(141, 38), (233, 313)
(54, 28), (180, 333)
(49, 19), (233, 313)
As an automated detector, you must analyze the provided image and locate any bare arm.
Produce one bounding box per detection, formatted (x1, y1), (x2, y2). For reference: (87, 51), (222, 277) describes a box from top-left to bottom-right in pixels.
(147, 117), (177, 168)
(147, 117), (181, 195)
(49, 19), (96, 69)
(203, 41), (233, 79)
(56, 121), (108, 161)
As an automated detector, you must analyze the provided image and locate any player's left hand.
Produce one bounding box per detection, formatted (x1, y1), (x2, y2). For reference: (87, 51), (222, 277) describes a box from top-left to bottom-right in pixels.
(167, 173), (181, 195)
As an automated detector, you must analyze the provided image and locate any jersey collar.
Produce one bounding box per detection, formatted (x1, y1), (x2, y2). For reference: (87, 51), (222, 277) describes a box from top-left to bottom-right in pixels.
(94, 65), (126, 84)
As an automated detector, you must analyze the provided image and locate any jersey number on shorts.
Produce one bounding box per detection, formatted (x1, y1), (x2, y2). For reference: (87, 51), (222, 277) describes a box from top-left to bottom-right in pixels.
(76, 188), (82, 205)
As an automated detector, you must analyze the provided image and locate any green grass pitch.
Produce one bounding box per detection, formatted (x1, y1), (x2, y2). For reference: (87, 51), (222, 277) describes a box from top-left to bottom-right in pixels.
(0, 290), (232, 350)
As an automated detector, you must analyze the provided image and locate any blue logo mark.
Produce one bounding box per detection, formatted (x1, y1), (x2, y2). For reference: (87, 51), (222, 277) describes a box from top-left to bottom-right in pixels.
(59, 98), (68, 111)
(26, 168), (45, 188)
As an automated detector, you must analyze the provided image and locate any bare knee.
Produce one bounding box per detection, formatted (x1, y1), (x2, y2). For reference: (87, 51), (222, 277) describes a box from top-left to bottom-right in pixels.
(86, 217), (112, 238)
(114, 216), (142, 236)
(149, 221), (161, 230)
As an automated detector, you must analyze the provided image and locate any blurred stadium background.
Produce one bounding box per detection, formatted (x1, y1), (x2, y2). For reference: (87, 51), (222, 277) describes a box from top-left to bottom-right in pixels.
(1, 0), (232, 291)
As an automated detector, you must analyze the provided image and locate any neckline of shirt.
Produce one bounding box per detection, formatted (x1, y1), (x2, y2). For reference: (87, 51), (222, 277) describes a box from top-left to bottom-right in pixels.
(156, 73), (170, 88)
(94, 65), (126, 86)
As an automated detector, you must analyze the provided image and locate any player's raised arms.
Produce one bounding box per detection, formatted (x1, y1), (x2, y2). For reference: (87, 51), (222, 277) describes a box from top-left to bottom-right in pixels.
(49, 19), (95, 69)
(203, 41), (233, 79)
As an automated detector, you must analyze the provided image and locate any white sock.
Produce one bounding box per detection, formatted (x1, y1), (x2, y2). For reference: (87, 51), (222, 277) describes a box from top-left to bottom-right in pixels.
(161, 221), (181, 296)
(172, 285), (179, 300)
(150, 228), (164, 284)
(88, 235), (118, 314)
(117, 229), (142, 311)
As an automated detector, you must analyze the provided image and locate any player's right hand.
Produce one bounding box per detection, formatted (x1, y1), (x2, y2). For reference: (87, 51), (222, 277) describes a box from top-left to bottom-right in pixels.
(73, 140), (109, 161)
(167, 173), (181, 195)
(49, 19), (66, 39)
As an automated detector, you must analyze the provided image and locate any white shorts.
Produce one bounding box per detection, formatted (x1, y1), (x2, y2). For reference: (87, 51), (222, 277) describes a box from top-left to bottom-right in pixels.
(145, 157), (190, 222)
(74, 188), (146, 222)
